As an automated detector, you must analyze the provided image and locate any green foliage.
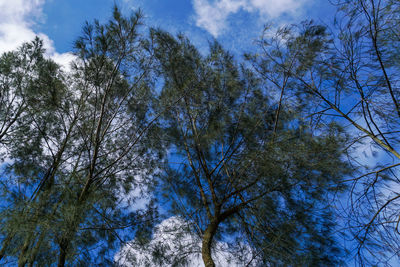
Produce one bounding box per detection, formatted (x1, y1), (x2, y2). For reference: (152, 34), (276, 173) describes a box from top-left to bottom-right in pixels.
(0, 6), (159, 266)
(250, 0), (400, 265)
(0, 4), (358, 267)
(149, 29), (350, 266)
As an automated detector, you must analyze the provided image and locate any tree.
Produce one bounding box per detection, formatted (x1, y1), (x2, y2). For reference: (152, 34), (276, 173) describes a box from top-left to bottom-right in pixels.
(0, 6), (160, 266)
(0, 37), (68, 263)
(249, 0), (400, 264)
(0, 4), (363, 266)
(147, 29), (350, 267)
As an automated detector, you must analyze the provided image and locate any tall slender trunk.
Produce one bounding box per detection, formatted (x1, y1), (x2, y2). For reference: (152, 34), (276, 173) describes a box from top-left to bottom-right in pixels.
(0, 234), (13, 261)
(57, 250), (66, 267)
(57, 240), (68, 267)
(27, 230), (46, 267)
(18, 234), (32, 267)
(201, 220), (219, 267)
(56, 200), (84, 267)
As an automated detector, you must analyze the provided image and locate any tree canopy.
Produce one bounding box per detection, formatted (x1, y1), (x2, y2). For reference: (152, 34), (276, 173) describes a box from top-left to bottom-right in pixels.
(248, 0), (400, 264)
(1, 1), (399, 266)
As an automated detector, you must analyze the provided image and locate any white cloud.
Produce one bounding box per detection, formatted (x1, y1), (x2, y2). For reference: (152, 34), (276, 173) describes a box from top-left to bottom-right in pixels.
(115, 216), (255, 267)
(0, 0), (44, 53)
(246, 0), (305, 16)
(0, 0), (74, 70)
(192, 0), (309, 37)
(0, 0), (44, 24)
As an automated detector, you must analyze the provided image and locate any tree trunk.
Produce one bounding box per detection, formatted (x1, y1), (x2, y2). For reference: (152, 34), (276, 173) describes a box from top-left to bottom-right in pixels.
(57, 204), (82, 267)
(201, 220), (219, 267)
(18, 235), (32, 267)
(57, 241), (67, 267)
(0, 234), (13, 261)
(28, 231), (46, 267)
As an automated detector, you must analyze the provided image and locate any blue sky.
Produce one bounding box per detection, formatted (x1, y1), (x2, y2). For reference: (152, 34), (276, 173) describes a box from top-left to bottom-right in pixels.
(0, 0), (362, 265)
(0, 0), (337, 61)
(2, 1), (399, 266)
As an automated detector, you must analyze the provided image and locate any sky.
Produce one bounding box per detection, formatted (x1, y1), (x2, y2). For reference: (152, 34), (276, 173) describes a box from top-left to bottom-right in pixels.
(0, 0), (359, 265)
(2, 0), (399, 266)
(115, 216), (254, 266)
(0, 0), (337, 60)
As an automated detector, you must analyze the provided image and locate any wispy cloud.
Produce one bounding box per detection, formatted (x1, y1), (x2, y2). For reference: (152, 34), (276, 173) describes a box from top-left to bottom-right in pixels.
(115, 216), (254, 266)
(192, 0), (310, 37)
(0, 0), (74, 69)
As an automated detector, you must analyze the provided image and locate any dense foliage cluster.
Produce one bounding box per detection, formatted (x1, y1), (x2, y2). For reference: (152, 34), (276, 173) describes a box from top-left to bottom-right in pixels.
(0, 0), (399, 266)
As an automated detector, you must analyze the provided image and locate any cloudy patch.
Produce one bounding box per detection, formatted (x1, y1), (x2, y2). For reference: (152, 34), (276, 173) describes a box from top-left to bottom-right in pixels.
(115, 216), (255, 266)
(0, 0), (74, 70)
(192, 0), (310, 36)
